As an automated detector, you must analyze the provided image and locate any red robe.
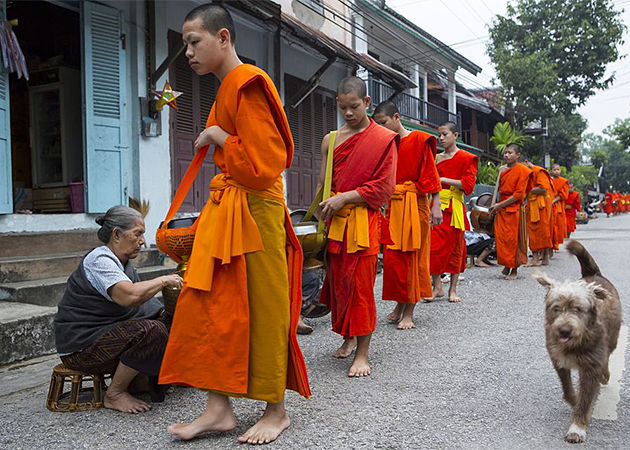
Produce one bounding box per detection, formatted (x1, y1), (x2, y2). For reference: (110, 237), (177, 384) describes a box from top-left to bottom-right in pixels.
(319, 119), (397, 338)
(495, 163), (531, 268)
(429, 149), (478, 275)
(565, 190), (581, 234)
(383, 130), (441, 303)
(604, 192), (613, 215)
(551, 177), (569, 249)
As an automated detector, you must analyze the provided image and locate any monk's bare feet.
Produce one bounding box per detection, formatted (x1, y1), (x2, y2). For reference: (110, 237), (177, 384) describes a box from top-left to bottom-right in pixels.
(397, 316), (415, 330)
(333, 337), (356, 358)
(505, 269), (518, 280)
(168, 396), (237, 440)
(237, 403), (290, 445)
(474, 259), (491, 267)
(387, 303), (403, 323)
(348, 353), (371, 377)
(448, 292), (461, 303)
(501, 266), (510, 276)
(104, 390), (151, 414)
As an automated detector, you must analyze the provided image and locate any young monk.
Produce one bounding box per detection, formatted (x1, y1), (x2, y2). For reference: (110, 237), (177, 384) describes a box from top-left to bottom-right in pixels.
(603, 191), (613, 217)
(489, 144), (531, 280)
(565, 183), (581, 238)
(429, 121), (478, 302)
(158, 5), (310, 445)
(318, 77), (397, 376)
(550, 163), (569, 249)
(523, 159), (554, 266)
(373, 101), (442, 330)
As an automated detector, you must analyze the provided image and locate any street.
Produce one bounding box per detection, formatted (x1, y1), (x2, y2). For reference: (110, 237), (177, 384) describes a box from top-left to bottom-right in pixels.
(1, 213), (628, 449)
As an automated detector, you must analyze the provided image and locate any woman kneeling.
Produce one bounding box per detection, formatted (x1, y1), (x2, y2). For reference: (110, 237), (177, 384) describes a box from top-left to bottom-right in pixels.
(54, 205), (182, 413)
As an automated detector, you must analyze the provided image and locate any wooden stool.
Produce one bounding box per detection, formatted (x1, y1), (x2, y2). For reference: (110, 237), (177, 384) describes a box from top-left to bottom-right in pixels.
(46, 364), (107, 412)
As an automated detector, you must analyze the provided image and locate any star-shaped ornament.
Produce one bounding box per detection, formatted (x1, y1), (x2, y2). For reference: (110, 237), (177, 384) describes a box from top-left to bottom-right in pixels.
(153, 80), (182, 111)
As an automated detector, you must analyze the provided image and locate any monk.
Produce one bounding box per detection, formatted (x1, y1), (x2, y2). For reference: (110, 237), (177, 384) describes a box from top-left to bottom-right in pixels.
(489, 144), (531, 280)
(429, 121), (478, 302)
(565, 183), (581, 238)
(523, 160), (554, 266)
(373, 101), (442, 330)
(158, 5), (310, 445)
(550, 163), (569, 250)
(318, 77), (397, 377)
(603, 191), (613, 217)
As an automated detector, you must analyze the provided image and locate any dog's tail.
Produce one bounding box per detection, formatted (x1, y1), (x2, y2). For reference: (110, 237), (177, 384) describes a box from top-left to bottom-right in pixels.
(565, 239), (601, 277)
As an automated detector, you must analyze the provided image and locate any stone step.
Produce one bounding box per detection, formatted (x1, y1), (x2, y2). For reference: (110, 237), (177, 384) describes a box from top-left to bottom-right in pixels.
(0, 265), (176, 307)
(0, 248), (163, 283)
(0, 302), (56, 366)
(0, 229), (102, 258)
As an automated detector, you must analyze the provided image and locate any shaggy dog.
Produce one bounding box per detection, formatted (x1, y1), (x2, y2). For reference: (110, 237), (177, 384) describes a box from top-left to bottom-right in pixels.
(533, 240), (622, 444)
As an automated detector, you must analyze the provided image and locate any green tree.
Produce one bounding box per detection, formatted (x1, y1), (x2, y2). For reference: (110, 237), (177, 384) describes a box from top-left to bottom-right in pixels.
(524, 112), (587, 167)
(487, 0), (625, 121)
(607, 117), (630, 149)
(490, 121), (530, 154)
(567, 165), (599, 194)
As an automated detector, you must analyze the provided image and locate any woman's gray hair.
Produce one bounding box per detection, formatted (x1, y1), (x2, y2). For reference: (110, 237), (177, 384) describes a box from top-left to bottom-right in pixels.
(95, 205), (144, 243)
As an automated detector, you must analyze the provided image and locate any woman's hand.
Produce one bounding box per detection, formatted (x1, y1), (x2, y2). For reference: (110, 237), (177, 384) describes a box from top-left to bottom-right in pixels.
(160, 274), (183, 290)
(194, 126), (229, 151)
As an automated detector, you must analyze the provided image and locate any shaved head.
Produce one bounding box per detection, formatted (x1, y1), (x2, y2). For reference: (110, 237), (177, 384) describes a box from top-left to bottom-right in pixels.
(185, 3), (236, 44)
(374, 100), (398, 117)
(337, 76), (367, 98)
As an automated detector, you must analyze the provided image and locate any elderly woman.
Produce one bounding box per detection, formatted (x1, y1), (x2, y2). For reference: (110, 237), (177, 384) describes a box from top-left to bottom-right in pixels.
(54, 205), (183, 414)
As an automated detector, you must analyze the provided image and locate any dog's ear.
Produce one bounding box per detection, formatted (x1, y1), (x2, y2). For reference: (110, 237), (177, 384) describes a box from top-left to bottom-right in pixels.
(532, 270), (554, 289)
(590, 284), (611, 309)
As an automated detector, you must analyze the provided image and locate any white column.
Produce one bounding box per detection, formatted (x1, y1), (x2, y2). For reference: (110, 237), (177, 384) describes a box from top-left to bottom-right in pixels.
(410, 63), (420, 98)
(447, 70), (457, 115)
(353, 14), (368, 82)
(421, 69), (428, 120)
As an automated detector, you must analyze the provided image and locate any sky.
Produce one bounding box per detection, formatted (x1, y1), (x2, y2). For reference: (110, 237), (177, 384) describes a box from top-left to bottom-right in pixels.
(386, 0), (630, 136)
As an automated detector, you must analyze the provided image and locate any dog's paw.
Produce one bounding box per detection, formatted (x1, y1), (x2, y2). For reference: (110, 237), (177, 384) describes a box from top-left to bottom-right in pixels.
(565, 423), (586, 443)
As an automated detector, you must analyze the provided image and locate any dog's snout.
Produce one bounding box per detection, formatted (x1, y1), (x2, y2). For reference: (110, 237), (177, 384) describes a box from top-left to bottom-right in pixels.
(558, 327), (572, 338)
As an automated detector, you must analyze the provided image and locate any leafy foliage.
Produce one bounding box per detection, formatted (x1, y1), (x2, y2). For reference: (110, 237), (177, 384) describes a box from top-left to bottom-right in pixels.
(567, 165), (599, 194)
(580, 122), (630, 192)
(523, 112), (588, 167)
(490, 121), (530, 154)
(607, 118), (630, 149)
(487, 0), (625, 120)
(477, 161), (500, 186)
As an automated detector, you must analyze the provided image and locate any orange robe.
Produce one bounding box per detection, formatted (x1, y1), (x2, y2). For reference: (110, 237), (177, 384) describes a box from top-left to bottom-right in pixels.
(319, 119), (397, 338)
(527, 166), (554, 252)
(604, 192), (613, 215)
(551, 176), (569, 249)
(495, 163), (531, 268)
(159, 64), (310, 402)
(565, 190), (581, 234)
(429, 149), (478, 275)
(383, 130), (441, 303)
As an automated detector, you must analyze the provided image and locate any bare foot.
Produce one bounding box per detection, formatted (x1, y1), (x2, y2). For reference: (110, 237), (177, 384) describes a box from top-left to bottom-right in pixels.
(501, 267), (510, 276)
(297, 317), (313, 335)
(474, 259), (491, 267)
(348, 353), (371, 377)
(387, 304), (403, 323)
(333, 337), (356, 358)
(448, 293), (461, 303)
(397, 316), (415, 330)
(237, 406), (291, 445)
(104, 390), (151, 414)
(505, 270), (517, 280)
(168, 405), (237, 440)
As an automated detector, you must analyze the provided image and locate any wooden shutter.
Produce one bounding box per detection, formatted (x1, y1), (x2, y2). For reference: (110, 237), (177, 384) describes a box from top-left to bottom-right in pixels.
(0, 0), (11, 213)
(82, 1), (127, 212)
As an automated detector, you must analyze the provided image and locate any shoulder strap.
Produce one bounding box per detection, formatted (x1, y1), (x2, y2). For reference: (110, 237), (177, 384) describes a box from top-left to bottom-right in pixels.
(302, 131), (336, 232)
(159, 145), (210, 229)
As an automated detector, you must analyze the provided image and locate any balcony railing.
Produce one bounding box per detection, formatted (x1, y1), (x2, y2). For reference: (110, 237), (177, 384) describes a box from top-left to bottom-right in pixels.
(367, 78), (461, 132)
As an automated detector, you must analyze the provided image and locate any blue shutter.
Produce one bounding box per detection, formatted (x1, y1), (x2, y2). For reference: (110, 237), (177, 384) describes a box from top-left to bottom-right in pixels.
(0, 0), (12, 214)
(82, 1), (127, 212)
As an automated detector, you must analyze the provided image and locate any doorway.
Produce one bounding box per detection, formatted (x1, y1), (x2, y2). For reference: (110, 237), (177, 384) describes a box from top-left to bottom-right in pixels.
(8, 0), (83, 213)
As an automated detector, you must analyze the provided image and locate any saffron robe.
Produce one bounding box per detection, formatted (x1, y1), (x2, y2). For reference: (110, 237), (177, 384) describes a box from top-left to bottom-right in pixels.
(383, 131), (440, 303)
(551, 176), (569, 249)
(526, 165), (554, 252)
(429, 149), (478, 275)
(159, 64), (310, 402)
(495, 163), (531, 268)
(319, 119), (397, 338)
(565, 190), (581, 234)
(604, 192), (613, 215)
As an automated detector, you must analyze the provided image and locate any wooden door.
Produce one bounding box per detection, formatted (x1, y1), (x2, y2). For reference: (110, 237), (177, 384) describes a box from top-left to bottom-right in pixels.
(168, 30), (219, 212)
(285, 75), (336, 211)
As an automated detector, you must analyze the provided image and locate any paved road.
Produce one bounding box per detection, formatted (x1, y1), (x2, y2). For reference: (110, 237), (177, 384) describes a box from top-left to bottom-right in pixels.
(1, 214), (629, 449)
